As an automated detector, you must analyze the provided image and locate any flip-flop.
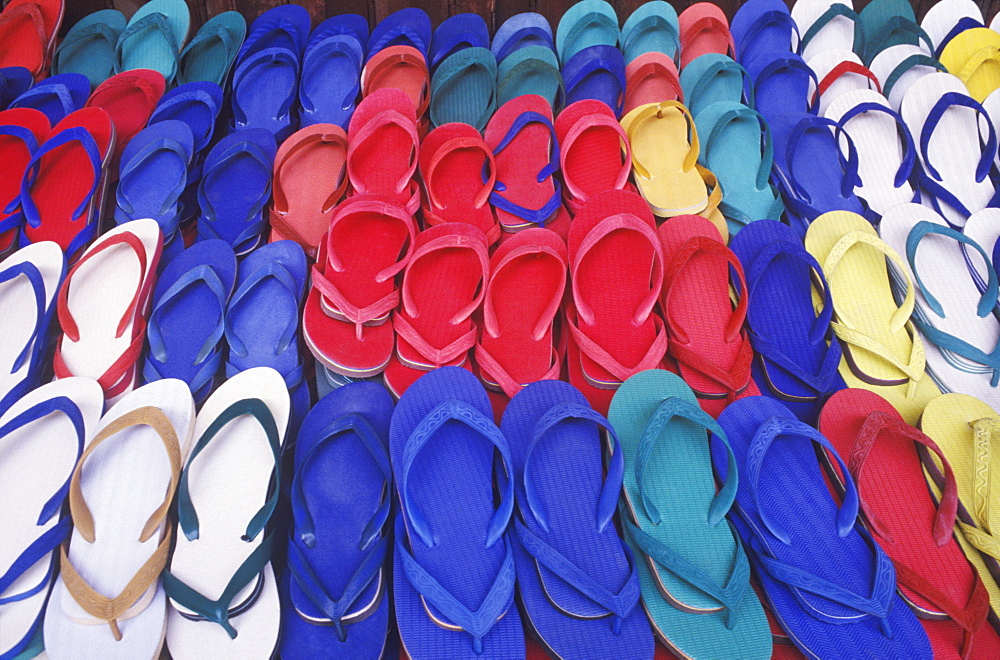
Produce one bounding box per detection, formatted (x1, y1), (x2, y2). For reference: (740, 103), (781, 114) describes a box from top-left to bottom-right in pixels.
(495, 45), (564, 111)
(502, 379), (654, 657)
(268, 123), (348, 257)
(961, 207), (1000, 286)
(429, 47), (497, 131)
(857, 0), (933, 65)
(792, 0), (863, 61)
(0, 240), (63, 415)
(383, 223), (489, 398)
(85, 68), (166, 164)
(805, 48), (881, 115)
(921, 0), (984, 56)
(43, 378), (196, 660)
(621, 1), (679, 63)
(176, 10), (246, 87)
(694, 101), (783, 235)
(53, 218), (162, 403)
(623, 51), (682, 115)
(803, 210), (940, 424)
(51, 9), (125, 90)
(869, 44), (948, 110)
(279, 381), (393, 659)
(299, 18), (365, 129)
(921, 393), (1000, 620)
(0, 67), (33, 110)
(555, 0), (620, 65)
(141, 238), (235, 403)
(678, 3), (735, 69)
(474, 228), (566, 399)
(564, 190), (667, 415)
(880, 204), (1000, 408)
(730, 219), (845, 425)
(224, 240), (309, 435)
(366, 8), (431, 61)
(711, 396), (933, 658)
(196, 128), (277, 255)
(609, 370), (770, 658)
(824, 88), (917, 220)
(939, 27), (1000, 102)
(303, 194), (416, 380)
(360, 45), (430, 123)
(561, 44), (626, 116)
(731, 0), (800, 66)
(0, 107), (49, 253)
(389, 366), (524, 658)
(0, 0), (63, 79)
(900, 71), (998, 227)
(429, 12), (490, 71)
(0, 377), (103, 660)
(746, 51), (817, 125)
(230, 44), (300, 142)
(148, 81), (223, 156)
(492, 12), (554, 63)
(235, 5), (310, 67)
(820, 388), (1000, 658)
(555, 99), (632, 214)
(680, 53), (753, 116)
(418, 122), (498, 242)
(10, 72), (89, 126)
(113, 0), (190, 85)
(164, 367), (288, 659)
(17, 107), (115, 259)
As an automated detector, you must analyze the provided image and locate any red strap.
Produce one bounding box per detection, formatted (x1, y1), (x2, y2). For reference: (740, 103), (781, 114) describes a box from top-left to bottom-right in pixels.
(362, 51), (430, 116)
(566, 309), (668, 384)
(560, 114), (633, 204)
(423, 135), (495, 211)
(0, 3), (48, 65)
(52, 322), (146, 398)
(400, 231), (489, 323)
(421, 203), (501, 243)
(271, 130), (348, 220)
(392, 311), (477, 368)
(475, 342), (561, 399)
(668, 333), (753, 398)
(813, 61), (881, 105)
(311, 265), (400, 339)
(346, 108), (420, 195)
(482, 243), (567, 340)
(321, 196), (417, 280)
(626, 60), (684, 101)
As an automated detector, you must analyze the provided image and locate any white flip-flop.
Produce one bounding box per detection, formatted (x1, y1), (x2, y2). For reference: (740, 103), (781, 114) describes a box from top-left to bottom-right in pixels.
(959, 207), (1000, 293)
(920, 0), (984, 55)
(806, 47), (880, 114)
(0, 241), (65, 415)
(164, 367), (288, 660)
(43, 378), (196, 660)
(791, 0), (859, 61)
(880, 203), (1000, 407)
(0, 377), (104, 659)
(870, 43), (947, 110)
(900, 71), (997, 227)
(53, 218), (162, 405)
(825, 87), (916, 218)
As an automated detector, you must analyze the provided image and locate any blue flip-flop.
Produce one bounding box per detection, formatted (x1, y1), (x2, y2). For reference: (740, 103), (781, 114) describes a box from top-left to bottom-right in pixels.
(556, 0), (620, 65)
(176, 10), (247, 86)
(746, 52), (817, 126)
(51, 9), (126, 90)
(430, 12), (490, 71)
(730, 220), (846, 424)
(429, 47), (498, 130)
(0, 67), (33, 111)
(491, 12), (555, 63)
(390, 367), (525, 658)
(279, 381), (394, 659)
(142, 238), (236, 402)
(366, 8), (432, 61)
(230, 44), (301, 141)
(501, 379), (654, 658)
(115, 119), (193, 260)
(113, 0), (191, 84)
(731, 0), (800, 65)
(562, 44), (626, 117)
(149, 81), (223, 155)
(299, 18), (365, 129)
(680, 53), (754, 116)
(309, 12), (369, 48)
(621, 0), (680, 63)
(10, 73), (90, 126)
(496, 45), (564, 110)
(235, 4), (311, 66)
(711, 396), (933, 659)
(197, 128), (276, 255)
(225, 240), (308, 436)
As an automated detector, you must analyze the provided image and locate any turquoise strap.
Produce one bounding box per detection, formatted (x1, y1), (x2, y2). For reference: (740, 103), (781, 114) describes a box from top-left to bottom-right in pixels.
(883, 53), (945, 99)
(690, 58), (755, 109)
(622, 14), (679, 61)
(799, 3), (863, 54)
(115, 12), (181, 80)
(704, 105), (773, 191)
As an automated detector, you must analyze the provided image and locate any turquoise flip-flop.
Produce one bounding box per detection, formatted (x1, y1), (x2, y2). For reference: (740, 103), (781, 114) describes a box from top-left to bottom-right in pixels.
(556, 0), (621, 65)
(621, 0), (680, 63)
(680, 53), (754, 116)
(496, 45), (564, 110)
(176, 10), (246, 87)
(429, 46), (497, 131)
(51, 9), (125, 90)
(114, 0), (191, 85)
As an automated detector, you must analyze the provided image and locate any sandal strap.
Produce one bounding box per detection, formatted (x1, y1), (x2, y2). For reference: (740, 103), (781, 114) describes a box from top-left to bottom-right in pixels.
(680, 15), (735, 57)
(400, 229), (488, 323)
(346, 107), (420, 196)
(837, 101), (916, 190)
(231, 46), (299, 127)
(147, 263), (228, 365)
(392, 311), (477, 368)
(883, 53), (946, 100)
(799, 3), (863, 54)
(0, 260), (48, 375)
(623, 14), (680, 61)
(704, 105), (773, 192)
(813, 60), (881, 106)
(688, 57), (752, 108)
(482, 242), (566, 340)
(475, 342), (561, 399)
(919, 92), (996, 185)
(424, 135), (495, 212)
(20, 127), (104, 230)
(0, 517), (67, 605)
(560, 112), (632, 204)
(115, 11), (181, 81)
(300, 36), (362, 113)
(489, 110), (563, 228)
(566, 307), (668, 384)
(562, 49), (626, 117)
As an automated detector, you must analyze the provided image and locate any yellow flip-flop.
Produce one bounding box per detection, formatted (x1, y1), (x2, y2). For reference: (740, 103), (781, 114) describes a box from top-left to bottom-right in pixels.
(920, 392), (1000, 615)
(804, 210), (940, 423)
(939, 27), (1000, 102)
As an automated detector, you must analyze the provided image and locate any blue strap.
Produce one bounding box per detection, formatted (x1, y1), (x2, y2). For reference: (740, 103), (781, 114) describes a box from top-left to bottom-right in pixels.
(0, 125), (40, 196)
(115, 11), (181, 80)
(741, 9), (800, 52)
(785, 115), (860, 202)
(19, 127), (103, 229)
(634, 397), (738, 528)
(622, 14), (680, 61)
(718, 195), (784, 230)
(0, 519), (66, 606)
(562, 51), (626, 116)
(744, 416), (859, 544)
(494, 26), (554, 62)
(747, 239), (834, 343)
(755, 55), (819, 113)
(150, 89), (222, 151)
(368, 24), (429, 57)
(300, 36), (362, 114)
(232, 46), (300, 128)
(523, 402), (623, 533)
(198, 139), (273, 248)
(913, 168), (978, 221)
(690, 58), (755, 110)
(0, 261), (47, 374)
(838, 101), (916, 189)
(146, 264), (229, 365)
(799, 3), (863, 55)
(12, 84), (76, 119)
(430, 29), (487, 69)
(883, 53), (946, 99)
(225, 261), (301, 360)
(142, 347), (221, 402)
(116, 136), (190, 237)
(400, 399), (515, 550)
(488, 110), (563, 226)
(705, 105), (773, 191)
(919, 92), (996, 184)
(935, 17), (985, 57)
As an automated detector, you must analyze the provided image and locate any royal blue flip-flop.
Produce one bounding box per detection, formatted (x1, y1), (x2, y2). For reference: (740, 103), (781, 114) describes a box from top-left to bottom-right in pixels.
(621, 0), (680, 63)
(299, 16), (367, 129)
(230, 44), (300, 142)
(279, 381), (394, 659)
(176, 10), (246, 86)
(562, 45), (626, 117)
(746, 51), (817, 125)
(429, 47), (497, 130)
(731, 0), (800, 65)
(555, 0), (620, 65)
(235, 4), (311, 66)
(51, 9), (125, 90)
(149, 81), (223, 155)
(197, 128), (276, 255)
(496, 45), (564, 110)
(390, 367), (525, 659)
(142, 238), (236, 402)
(0, 67), (33, 111)
(366, 8), (432, 61)
(711, 396), (933, 659)
(429, 12), (490, 71)
(501, 379), (653, 659)
(492, 12), (555, 63)
(10, 73), (90, 126)
(680, 53), (754, 116)
(730, 220), (846, 424)
(309, 12), (369, 48)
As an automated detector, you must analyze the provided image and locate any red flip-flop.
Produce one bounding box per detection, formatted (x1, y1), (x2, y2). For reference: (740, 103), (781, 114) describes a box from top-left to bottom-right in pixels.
(418, 122), (499, 243)
(361, 45), (430, 120)
(303, 193), (416, 378)
(678, 3), (736, 69)
(85, 69), (166, 165)
(555, 99), (632, 215)
(624, 51), (683, 116)
(347, 87), (421, 214)
(484, 94), (568, 239)
(383, 222), (490, 397)
(475, 227), (566, 398)
(0, 107), (50, 253)
(819, 388), (1000, 660)
(658, 214), (758, 418)
(0, 0), (63, 79)
(565, 189), (668, 415)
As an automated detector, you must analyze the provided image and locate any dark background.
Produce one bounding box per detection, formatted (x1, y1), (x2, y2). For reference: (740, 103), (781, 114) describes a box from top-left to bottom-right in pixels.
(63, 0), (999, 36)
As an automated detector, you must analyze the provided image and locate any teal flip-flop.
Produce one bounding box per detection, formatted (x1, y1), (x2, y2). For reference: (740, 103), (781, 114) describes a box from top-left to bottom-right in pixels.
(177, 10), (246, 86)
(114, 0), (191, 85)
(608, 369), (771, 659)
(429, 46), (497, 131)
(51, 9), (125, 90)
(621, 1), (680, 63)
(496, 45), (564, 110)
(556, 0), (620, 65)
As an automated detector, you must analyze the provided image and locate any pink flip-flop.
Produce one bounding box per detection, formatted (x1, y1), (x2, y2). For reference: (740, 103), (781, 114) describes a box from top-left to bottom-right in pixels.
(361, 45), (430, 121)
(555, 99), (633, 214)
(623, 51), (683, 115)
(679, 3), (736, 69)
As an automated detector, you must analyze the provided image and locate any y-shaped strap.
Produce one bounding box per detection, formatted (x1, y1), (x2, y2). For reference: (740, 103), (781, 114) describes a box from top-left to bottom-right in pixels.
(560, 112), (632, 204)
(838, 100), (916, 191)
(688, 57), (753, 108)
(866, 16), (933, 63)
(919, 92), (996, 185)
(936, 17), (986, 57)
(958, 417), (1000, 559)
(883, 53), (946, 99)
(226, 260), (301, 361)
(680, 14), (735, 57)
(149, 88), (222, 151)
(116, 136), (190, 237)
(799, 3), (863, 55)
(346, 106), (420, 196)
(704, 105), (773, 192)
(561, 49), (626, 117)
(300, 36), (362, 113)
(559, 11), (619, 60)
(623, 13), (680, 61)
(740, 9), (800, 53)
(231, 46), (299, 127)
(489, 110), (563, 227)
(197, 138), (273, 249)
(424, 135), (495, 212)
(785, 115), (860, 204)
(0, 260), (48, 375)
(627, 100), (699, 181)
(178, 20), (235, 83)
(19, 127), (103, 230)
(115, 11), (181, 80)
(12, 83), (77, 119)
